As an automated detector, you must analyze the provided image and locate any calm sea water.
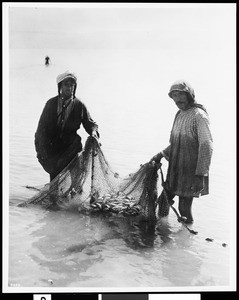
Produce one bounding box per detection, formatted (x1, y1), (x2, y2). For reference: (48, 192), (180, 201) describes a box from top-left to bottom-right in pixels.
(5, 48), (236, 291)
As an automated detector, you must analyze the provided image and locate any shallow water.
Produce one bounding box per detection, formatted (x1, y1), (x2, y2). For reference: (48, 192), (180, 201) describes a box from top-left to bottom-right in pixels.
(6, 49), (235, 291)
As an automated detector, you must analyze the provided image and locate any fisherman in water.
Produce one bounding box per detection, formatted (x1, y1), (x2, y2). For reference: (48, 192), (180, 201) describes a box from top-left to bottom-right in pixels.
(35, 71), (99, 183)
(45, 55), (50, 66)
(151, 80), (213, 224)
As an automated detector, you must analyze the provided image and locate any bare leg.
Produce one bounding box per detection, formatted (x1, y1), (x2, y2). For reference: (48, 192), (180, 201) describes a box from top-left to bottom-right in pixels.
(178, 196), (194, 224)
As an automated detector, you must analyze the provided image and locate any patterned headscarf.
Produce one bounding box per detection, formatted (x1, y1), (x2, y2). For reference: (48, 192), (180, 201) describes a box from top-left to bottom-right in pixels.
(168, 80), (195, 101)
(168, 80), (207, 113)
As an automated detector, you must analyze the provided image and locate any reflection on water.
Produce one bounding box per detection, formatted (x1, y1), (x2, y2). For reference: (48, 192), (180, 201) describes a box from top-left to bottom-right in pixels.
(9, 190), (231, 288)
(8, 203), (206, 287)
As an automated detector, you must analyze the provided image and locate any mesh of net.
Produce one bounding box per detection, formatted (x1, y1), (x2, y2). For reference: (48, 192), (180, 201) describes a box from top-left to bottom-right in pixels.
(18, 137), (168, 222)
(157, 189), (170, 217)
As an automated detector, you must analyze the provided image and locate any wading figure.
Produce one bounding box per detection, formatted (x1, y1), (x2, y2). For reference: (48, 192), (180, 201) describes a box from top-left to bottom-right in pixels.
(35, 71), (99, 183)
(45, 56), (50, 66)
(151, 80), (213, 224)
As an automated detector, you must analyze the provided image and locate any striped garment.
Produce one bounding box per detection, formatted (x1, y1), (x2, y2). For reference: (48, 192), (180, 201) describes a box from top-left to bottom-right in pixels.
(162, 106), (213, 197)
(57, 96), (74, 130)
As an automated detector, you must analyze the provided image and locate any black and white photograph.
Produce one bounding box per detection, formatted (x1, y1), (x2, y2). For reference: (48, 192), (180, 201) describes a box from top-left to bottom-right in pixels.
(2, 2), (236, 294)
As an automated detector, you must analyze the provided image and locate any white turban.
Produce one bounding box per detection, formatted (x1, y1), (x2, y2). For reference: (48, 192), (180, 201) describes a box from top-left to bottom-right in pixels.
(56, 71), (77, 85)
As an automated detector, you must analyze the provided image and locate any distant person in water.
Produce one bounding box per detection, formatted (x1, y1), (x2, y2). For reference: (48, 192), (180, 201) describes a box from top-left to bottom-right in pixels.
(45, 56), (50, 66)
(150, 80), (213, 224)
(35, 70), (99, 182)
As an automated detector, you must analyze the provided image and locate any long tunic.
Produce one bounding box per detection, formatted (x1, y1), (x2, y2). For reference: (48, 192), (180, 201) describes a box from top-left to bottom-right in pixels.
(35, 96), (98, 178)
(162, 106), (213, 197)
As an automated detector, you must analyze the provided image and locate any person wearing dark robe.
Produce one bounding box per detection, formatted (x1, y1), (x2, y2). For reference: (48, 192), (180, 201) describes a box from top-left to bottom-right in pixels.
(35, 70), (99, 182)
(151, 80), (213, 224)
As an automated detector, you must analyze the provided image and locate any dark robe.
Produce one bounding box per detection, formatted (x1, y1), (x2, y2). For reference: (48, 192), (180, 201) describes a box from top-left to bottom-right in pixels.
(35, 96), (98, 180)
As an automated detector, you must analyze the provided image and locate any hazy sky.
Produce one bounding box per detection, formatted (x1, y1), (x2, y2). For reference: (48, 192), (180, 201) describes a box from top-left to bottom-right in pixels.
(7, 3), (236, 52)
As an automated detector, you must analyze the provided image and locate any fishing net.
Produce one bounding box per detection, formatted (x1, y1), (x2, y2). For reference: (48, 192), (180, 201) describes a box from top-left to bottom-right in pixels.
(157, 190), (170, 217)
(18, 137), (164, 222)
(157, 168), (175, 217)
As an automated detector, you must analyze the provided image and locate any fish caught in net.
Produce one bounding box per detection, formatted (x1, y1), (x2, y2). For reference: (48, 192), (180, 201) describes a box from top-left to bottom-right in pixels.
(18, 137), (164, 222)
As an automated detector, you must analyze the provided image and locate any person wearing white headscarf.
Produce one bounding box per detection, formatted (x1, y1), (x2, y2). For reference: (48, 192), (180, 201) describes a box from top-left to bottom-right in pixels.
(151, 80), (213, 224)
(35, 71), (99, 181)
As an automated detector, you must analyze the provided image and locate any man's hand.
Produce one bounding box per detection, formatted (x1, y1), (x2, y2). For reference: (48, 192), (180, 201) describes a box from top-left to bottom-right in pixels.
(150, 152), (163, 164)
(91, 130), (98, 139)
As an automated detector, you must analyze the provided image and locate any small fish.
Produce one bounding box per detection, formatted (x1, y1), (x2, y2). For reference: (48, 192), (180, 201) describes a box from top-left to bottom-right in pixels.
(131, 207), (140, 213)
(123, 211), (132, 216)
(95, 203), (102, 209)
(104, 205), (111, 210)
(90, 203), (98, 209)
